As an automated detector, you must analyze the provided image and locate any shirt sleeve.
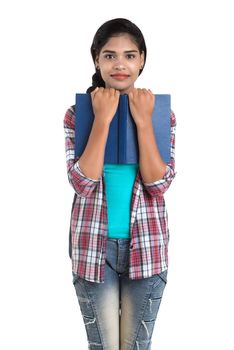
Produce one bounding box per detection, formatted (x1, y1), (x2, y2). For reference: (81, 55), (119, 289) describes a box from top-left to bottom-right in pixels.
(142, 110), (176, 196)
(64, 106), (101, 197)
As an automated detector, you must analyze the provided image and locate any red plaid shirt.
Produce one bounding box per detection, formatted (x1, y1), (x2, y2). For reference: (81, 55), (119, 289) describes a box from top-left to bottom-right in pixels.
(64, 106), (176, 283)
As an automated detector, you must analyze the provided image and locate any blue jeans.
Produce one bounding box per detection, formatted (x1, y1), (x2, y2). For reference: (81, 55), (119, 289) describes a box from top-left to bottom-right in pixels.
(72, 238), (167, 350)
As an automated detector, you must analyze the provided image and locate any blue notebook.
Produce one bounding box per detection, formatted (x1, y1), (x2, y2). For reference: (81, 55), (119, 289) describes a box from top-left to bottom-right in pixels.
(75, 93), (171, 164)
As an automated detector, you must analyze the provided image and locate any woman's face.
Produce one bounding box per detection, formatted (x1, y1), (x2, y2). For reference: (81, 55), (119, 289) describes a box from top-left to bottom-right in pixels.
(95, 34), (144, 94)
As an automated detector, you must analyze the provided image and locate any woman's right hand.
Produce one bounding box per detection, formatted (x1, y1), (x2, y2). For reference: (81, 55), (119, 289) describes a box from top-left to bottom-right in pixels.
(91, 87), (120, 126)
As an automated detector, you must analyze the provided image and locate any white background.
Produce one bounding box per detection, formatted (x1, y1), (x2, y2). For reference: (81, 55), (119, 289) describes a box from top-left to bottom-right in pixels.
(1, 0), (234, 349)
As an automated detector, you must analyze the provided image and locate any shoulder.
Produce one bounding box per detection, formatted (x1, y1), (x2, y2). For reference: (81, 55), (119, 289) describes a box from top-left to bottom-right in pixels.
(64, 105), (76, 128)
(170, 110), (176, 127)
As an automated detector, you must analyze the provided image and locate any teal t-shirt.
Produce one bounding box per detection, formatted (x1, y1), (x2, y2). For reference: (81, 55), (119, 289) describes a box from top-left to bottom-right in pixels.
(104, 164), (139, 239)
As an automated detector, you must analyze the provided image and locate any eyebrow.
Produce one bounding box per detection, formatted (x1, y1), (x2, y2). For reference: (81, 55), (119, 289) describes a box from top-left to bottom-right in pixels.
(102, 50), (139, 54)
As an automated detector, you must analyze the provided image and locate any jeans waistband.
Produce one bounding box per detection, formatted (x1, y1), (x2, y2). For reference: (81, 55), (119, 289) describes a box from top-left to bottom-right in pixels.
(107, 238), (131, 242)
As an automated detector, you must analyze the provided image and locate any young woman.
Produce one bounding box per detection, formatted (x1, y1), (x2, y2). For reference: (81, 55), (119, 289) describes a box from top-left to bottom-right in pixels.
(64, 18), (176, 350)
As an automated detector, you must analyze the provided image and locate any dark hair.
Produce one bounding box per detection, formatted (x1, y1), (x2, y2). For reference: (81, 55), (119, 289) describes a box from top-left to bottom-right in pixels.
(86, 18), (147, 93)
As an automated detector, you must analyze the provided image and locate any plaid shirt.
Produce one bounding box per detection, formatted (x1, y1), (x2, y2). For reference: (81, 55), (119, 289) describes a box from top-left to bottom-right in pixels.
(64, 106), (176, 283)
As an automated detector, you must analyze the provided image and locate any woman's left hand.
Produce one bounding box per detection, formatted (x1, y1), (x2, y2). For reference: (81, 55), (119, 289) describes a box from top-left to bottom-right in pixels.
(128, 88), (155, 128)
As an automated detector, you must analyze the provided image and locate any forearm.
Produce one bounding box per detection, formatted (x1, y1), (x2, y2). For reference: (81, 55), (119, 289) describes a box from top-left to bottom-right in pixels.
(78, 120), (110, 180)
(137, 122), (167, 183)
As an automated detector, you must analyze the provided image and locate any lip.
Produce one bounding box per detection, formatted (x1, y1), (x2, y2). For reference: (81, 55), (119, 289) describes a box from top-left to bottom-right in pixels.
(111, 74), (130, 81)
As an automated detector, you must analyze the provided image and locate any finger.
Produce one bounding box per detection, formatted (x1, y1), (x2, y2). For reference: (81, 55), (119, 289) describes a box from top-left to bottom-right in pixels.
(109, 87), (116, 95)
(128, 89), (134, 100)
(131, 88), (139, 97)
(148, 89), (154, 97)
(91, 87), (99, 102)
(91, 87), (99, 96)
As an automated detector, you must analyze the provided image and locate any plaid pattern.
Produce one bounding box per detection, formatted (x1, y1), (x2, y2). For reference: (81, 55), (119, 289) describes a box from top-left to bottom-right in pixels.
(64, 106), (176, 283)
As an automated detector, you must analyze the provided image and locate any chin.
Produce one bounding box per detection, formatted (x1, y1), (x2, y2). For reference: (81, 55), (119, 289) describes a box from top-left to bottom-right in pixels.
(115, 84), (131, 93)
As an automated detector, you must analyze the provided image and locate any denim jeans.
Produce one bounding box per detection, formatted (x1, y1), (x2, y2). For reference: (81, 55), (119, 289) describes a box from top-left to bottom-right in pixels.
(72, 238), (168, 350)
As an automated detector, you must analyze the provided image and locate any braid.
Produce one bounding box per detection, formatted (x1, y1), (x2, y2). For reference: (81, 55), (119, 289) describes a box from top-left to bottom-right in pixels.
(86, 70), (105, 93)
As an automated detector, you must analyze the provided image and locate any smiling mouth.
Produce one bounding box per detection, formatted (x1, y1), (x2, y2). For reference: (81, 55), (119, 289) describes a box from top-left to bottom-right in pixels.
(111, 74), (130, 81)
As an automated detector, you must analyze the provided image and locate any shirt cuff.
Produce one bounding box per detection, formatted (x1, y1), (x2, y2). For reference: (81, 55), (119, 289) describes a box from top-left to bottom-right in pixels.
(74, 161), (101, 183)
(143, 165), (174, 187)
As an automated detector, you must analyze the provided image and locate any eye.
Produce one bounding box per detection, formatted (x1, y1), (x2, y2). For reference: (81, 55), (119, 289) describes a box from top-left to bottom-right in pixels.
(126, 54), (136, 59)
(104, 54), (116, 59)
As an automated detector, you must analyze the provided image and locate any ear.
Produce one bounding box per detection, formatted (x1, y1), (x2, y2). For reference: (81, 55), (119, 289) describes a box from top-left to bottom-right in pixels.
(140, 51), (145, 68)
(95, 56), (99, 69)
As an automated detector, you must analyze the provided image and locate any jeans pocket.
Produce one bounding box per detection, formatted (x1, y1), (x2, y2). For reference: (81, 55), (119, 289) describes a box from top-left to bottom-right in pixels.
(72, 275), (94, 317)
(158, 269), (168, 284)
(72, 272), (78, 284)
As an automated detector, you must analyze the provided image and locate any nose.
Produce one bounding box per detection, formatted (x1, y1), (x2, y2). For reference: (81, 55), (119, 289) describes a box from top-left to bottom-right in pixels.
(114, 64), (126, 71)
(114, 58), (125, 70)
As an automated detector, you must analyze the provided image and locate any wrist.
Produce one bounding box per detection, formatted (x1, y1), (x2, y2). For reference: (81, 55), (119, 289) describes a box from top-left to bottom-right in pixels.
(136, 119), (153, 131)
(93, 118), (111, 130)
